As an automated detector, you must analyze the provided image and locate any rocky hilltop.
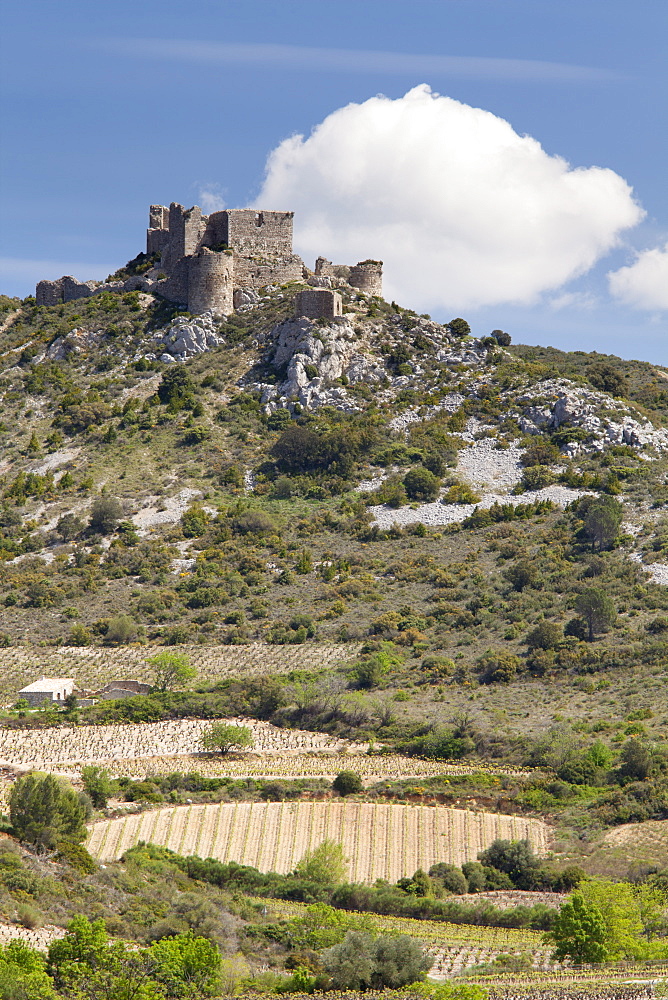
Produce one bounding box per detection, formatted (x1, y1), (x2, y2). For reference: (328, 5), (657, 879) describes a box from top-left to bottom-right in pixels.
(1, 275), (668, 671)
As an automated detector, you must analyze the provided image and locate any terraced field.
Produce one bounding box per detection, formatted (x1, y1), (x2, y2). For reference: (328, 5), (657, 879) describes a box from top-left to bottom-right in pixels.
(86, 801), (549, 880)
(262, 898), (557, 977)
(0, 717), (350, 768)
(0, 642), (360, 702)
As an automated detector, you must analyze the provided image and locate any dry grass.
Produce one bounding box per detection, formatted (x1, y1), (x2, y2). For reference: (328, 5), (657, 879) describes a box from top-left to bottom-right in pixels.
(86, 800), (548, 880)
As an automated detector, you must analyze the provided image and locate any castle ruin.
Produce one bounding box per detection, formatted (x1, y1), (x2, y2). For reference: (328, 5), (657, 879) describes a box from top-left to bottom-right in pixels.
(36, 204), (383, 317)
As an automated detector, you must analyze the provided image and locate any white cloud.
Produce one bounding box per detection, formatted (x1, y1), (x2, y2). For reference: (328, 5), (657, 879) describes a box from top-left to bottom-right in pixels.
(196, 185), (226, 213)
(254, 86), (644, 312)
(608, 242), (668, 311)
(98, 38), (616, 83)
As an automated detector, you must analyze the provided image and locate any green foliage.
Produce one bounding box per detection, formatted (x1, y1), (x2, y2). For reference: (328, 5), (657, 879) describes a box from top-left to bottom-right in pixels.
(547, 891), (609, 963)
(157, 366), (195, 409)
(10, 773), (89, 849)
(81, 766), (115, 808)
(148, 652), (196, 691)
(322, 930), (431, 988)
(476, 649), (522, 684)
(105, 614), (138, 644)
(579, 495), (624, 551)
(181, 505), (210, 538)
(294, 840), (348, 885)
(477, 839), (540, 890)
(448, 318), (471, 338)
(526, 621), (563, 650)
(332, 771), (363, 796)
(403, 467), (440, 502)
(147, 932), (222, 997)
(574, 587), (617, 641)
(200, 722), (253, 754)
(89, 496), (123, 534)
(0, 940), (56, 1000)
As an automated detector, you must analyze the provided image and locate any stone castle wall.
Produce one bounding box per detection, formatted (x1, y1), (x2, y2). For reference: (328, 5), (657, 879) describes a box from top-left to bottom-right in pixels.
(36, 202), (383, 316)
(295, 289), (343, 320)
(187, 248), (234, 315)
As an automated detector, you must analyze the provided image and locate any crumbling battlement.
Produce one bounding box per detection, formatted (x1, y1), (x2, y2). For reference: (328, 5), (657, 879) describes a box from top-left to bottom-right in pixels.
(36, 202), (383, 317)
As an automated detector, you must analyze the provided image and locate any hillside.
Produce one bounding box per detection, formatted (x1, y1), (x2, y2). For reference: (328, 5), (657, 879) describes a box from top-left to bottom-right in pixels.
(3, 276), (668, 994)
(3, 278), (668, 741)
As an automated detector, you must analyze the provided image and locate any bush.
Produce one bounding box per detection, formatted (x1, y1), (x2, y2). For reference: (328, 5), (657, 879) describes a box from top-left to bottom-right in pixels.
(448, 318), (471, 338)
(231, 510), (278, 535)
(526, 621), (562, 650)
(55, 841), (97, 874)
(403, 468), (440, 502)
(10, 773), (89, 849)
(105, 614), (138, 645)
(477, 649), (521, 684)
(89, 496), (123, 534)
(322, 931), (431, 989)
(157, 366), (195, 408)
(521, 465), (556, 491)
(332, 772), (363, 796)
(428, 863), (468, 895)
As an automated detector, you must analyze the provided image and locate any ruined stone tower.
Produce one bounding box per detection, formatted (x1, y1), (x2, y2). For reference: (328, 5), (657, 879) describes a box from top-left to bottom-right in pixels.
(36, 202), (383, 314)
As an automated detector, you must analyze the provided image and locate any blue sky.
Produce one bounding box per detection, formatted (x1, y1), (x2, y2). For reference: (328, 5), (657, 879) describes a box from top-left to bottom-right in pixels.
(1, 0), (667, 361)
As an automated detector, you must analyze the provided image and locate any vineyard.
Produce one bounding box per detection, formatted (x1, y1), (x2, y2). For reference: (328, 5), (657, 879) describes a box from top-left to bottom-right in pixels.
(86, 801), (548, 880)
(0, 717), (353, 768)
(102, 751), (526, 782)
(0, 643), (360, 702)
(262, 897), (557, 976)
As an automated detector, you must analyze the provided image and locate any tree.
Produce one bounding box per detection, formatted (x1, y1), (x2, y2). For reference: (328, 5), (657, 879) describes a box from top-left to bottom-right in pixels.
(81, 766), (114, 808)
(587, 363), (627, 397)
(322, 931), (431, 989)
(578, 879), (645, 960)
(581, 496), (623, 551)
(477, 839), (541, 890)
(10, 774), (89, 850)
(293, 840), (348, 885)
(618, 738), (653, 781)
(56, 513), (85, 542)
(157, 367), (195, 408)
(503, 560), (539, 591)
(491, 329), (511, 347)
(428, 863), (468, 895)
(200, 722), (253, 754)
(89, 496), (123, 534)
(332, 771), (363, 796)
(403, 467), (440, 502)
(448, 318), (471, 338)
(0, 940), (56, 1000)
(272, 426), (323, 472)
(547, 891), (609, 964)
(574, 588), (616, 641)
(147, 932), (222, 998)
(148, 652), (196, 692)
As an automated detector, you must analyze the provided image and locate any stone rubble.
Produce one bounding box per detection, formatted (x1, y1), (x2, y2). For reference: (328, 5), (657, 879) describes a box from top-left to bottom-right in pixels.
(368, 483), (592, 530)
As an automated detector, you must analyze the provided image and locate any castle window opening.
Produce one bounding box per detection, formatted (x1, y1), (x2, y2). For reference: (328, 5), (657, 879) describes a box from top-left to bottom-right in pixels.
(255, 212), (264, 227)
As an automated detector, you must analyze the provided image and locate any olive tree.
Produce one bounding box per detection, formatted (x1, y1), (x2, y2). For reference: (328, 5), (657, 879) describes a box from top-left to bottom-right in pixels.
(200, 723), (253, 754)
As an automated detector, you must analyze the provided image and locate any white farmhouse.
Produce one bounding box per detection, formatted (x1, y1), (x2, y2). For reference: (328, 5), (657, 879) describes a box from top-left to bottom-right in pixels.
(18, 677), (76, 707)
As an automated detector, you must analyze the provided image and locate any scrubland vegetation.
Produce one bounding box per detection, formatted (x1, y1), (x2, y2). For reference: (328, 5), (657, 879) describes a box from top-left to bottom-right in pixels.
(3, 283), (668, 995)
